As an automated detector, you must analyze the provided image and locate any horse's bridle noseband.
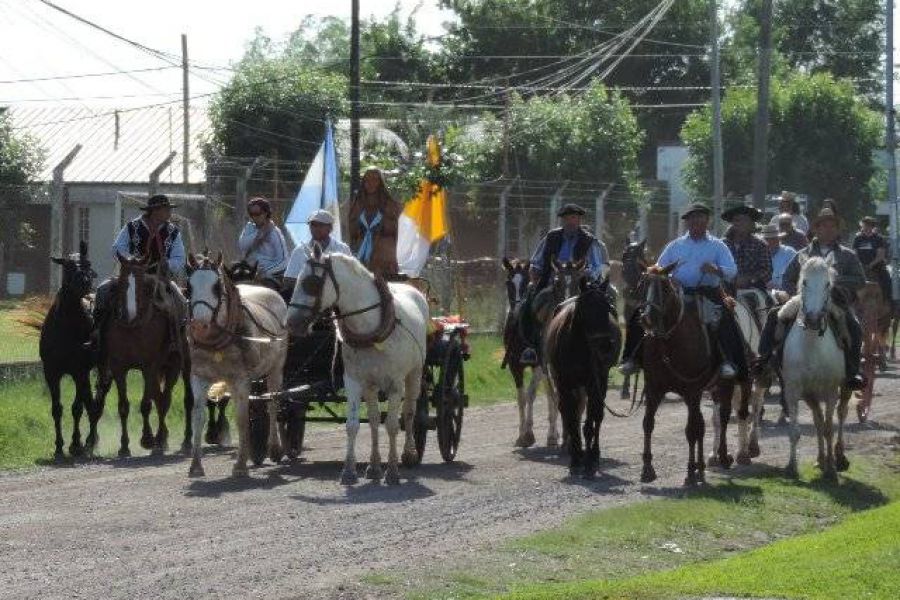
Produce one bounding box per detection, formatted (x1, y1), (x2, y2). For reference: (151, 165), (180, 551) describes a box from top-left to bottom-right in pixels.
(638, 273), (684, 339)
(289, 255), (385, 323)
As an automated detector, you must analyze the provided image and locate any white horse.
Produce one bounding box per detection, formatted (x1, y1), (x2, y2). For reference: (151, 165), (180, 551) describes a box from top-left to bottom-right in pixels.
(286, 248), (428, 485)
(781, 255), (851, 481)
(185, 254), (288, 477)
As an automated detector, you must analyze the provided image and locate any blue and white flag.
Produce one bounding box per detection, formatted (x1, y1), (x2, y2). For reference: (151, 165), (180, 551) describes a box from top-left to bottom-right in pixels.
(284, 121), (341, 246)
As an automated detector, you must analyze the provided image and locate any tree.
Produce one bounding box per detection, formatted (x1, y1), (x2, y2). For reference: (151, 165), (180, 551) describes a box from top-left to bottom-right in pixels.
(681, 73), (882, 218)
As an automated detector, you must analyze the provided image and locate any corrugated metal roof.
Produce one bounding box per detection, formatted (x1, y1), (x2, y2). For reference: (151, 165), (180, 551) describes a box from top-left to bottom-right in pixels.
(8, 104), (210, 184)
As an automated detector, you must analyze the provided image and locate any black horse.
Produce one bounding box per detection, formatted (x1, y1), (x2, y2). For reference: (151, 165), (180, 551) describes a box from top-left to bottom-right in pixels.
(544, 277), (622, 478)
(40, 241), (100, 459)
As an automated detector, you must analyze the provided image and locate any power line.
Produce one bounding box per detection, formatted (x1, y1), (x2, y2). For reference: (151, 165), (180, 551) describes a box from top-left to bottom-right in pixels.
(0, 66), (178, 84)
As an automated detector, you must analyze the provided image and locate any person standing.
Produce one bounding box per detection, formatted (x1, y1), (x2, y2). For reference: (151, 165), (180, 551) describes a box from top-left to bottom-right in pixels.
(348, 167), (402, 278)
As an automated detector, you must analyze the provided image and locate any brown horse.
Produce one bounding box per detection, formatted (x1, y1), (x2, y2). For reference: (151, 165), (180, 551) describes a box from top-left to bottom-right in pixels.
(619, 240), (649, 399)
(95, 255), (193, 456)
(636, 265), (721, 486)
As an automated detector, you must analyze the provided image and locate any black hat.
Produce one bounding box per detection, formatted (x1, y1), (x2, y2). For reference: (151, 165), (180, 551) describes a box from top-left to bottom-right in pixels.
(721, 204), (763, 222)
(557, 203), (587, 217)
(141, 194), (178, 211)
(680, 202), (711, 220)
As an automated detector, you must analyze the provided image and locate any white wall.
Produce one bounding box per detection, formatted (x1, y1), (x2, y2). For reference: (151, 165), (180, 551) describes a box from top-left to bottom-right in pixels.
(656, 145), (691, 237)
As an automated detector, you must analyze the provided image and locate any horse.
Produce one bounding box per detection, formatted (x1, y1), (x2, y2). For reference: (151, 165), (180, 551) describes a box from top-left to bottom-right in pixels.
(544, 277), (621, 478)
(286, 248), (428, 485)
(500, 258), (546, 448)
(95, 255), (193, 457)
(636, 265), (721, 485)
(620, 240), (649, 400)
(185, 253), (289, 477)
(781, 256), (851, 481)
(39, 241), (99, 459)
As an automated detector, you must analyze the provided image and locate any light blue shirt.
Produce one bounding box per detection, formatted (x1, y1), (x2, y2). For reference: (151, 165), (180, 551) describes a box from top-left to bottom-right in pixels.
(769, 244), (797, 290)
(530, 230), (609, 281)
(238, 221), (289, 276)
(284, 236), (353, 279)
(111, 218), (186, 276)
(657, 232), (737, 288)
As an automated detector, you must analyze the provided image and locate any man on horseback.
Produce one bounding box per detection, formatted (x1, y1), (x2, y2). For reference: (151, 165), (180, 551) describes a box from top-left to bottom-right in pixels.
(620, 202), (744, 379)
(722, 204), (771, 293)
(91, 194), (187, 359)
(762, 224), (797, 293)
(754, 207), (866, 390)
(518, 203), (608, 366)
(852, 216), (892, 306)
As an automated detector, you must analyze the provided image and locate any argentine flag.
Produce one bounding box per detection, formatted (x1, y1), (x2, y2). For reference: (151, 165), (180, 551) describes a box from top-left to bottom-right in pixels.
(285, 120), (341, 246)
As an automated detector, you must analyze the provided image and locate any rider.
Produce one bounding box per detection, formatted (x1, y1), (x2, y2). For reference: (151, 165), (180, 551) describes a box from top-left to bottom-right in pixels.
(722, 204), (771, 294)
(282, 209), (352, 302)
(754, 207), (866, 390)
(619, 202), (744, 379)
(91, 194), (187, 357)
(519, 203), (608, 366)
(348, 167), (402, 278)
(238, 196), (289, 289)
(761, 223), (797, 293)
(852, 216), (892, 305)
(777, 212), (810, 251)
(768, 190), (808, 234)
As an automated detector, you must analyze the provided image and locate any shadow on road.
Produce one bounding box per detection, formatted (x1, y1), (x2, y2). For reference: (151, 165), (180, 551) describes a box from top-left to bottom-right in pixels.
(289, 476), (436, 506)
(183, 471), (296, 498)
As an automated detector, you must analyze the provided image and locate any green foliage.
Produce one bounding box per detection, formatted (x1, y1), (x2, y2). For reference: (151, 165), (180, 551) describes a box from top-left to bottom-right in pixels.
(681, 73), (882, 217)
(0, 111), (43, 186)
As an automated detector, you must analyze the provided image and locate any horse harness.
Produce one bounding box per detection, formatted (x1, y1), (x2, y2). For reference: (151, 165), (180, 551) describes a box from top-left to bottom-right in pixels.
(288, 255), (398, 350)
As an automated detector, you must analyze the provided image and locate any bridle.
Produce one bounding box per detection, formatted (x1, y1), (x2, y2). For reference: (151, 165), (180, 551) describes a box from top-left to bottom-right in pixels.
(114, 261), (161, 328)
(187, 262), (245, 351)
(799, 273), (832, 336)
(505, 270), (527, 308)
(638, 272), (684, 339)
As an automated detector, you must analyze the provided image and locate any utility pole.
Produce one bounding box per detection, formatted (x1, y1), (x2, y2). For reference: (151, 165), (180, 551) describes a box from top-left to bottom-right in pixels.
(751, 0), (774, 211)
(501, 82), (511, 178)
(886, 0), (899, 299)
(710, 0), (724, 231)
(350, 0), (361, 197)
(181, 34), (190, 187)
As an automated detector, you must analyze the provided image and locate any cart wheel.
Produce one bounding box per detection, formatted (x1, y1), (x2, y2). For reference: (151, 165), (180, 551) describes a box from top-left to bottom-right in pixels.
(436, 339), (465, 463)
(286, 402), (307, 460)
(249, 399), (269, 466)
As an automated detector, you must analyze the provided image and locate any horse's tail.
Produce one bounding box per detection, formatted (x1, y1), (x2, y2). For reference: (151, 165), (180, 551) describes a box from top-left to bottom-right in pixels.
(11, 296), (53, 332)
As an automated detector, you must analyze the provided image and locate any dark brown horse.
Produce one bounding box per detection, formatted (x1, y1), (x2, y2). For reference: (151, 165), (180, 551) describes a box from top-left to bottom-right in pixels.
(39, 241), (100, 459)
(95, 255), (193, 456)
(544, 277), (621, 478)
(636, 265), (720, 485)
(620, 240), (649, 399)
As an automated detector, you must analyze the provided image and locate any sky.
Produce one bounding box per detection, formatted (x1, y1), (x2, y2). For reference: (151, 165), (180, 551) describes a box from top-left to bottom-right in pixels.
(0, 0), (897, 109)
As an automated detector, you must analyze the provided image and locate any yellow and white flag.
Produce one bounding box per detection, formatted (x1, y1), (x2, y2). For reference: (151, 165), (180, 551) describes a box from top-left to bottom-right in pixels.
(397, 136), (448, 276)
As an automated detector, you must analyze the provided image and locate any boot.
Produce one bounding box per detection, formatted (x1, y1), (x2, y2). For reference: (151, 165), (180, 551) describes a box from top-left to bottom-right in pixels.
(844, 311), (865, 391)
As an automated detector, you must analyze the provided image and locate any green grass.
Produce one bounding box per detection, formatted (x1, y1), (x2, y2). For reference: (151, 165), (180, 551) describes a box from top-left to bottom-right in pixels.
(397, 458), (900, 600)
(0, 299), (41, 363)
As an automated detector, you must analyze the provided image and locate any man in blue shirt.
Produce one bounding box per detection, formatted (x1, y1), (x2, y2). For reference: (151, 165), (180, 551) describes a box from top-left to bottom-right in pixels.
(620, 202), (745, 379)
(519, 203), (609, 365)
(762, 224), (797, 292)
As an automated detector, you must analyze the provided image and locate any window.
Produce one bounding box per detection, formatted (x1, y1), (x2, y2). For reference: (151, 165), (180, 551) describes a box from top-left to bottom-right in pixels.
(78, 206), (90, 246)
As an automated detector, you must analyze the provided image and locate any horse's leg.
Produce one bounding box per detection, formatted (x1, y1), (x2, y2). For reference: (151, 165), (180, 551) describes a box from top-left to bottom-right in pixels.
(139, 368), (156, 451)
(784, 384), (801, 479)
(546, 375), (560, 449)
(230, 380), (251, 477)
(188, 374), (210, 477)
(736, 383), (753, 465)
(114, 372), (131, 458)
(384, 388), (403, 486)
(217, 395), (231, 446)
(684, 394), (704, 485)
(78, 369), (100, 456)
(522, 367), (541, 448)
(808, 400), (826, 471)
(154, 365), (178, 455)
(205, 399), (219, 445)
(711, 385), (733, 468)
(69, 372), (87, 457)
(267, 368), (285, 464)
(641, 391), (661, 483)
(512, 363), (529, 447)
(364, 389), (382, 481)
(583, 376), (607, 480)
(620, 372), (631, 400)
(46, 372), (65, 460)
(748, 381), (763, 458)
(180, 354), (195, 455)
(709, 397), (721, 466)
(340, 377), (362, 485)
(401, 367), (422, 467)
(777, 370), (789, 425)
(835, 389), (851, 472)
(822, 396), (838, 482)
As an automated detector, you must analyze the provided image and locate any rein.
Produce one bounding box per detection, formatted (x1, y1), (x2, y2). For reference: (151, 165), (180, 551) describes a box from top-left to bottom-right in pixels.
(189, 268), (244, 351)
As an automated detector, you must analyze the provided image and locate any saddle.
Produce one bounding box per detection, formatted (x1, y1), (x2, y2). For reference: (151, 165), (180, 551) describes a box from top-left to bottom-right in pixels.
(736, 288), (769, 332)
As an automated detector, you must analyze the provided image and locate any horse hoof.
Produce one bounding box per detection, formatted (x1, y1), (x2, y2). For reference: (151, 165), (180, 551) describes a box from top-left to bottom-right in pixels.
(231, 465), (249, 478)
(204, 431), (217, 446)
(150, 446), (165, 457)
(385, 468), (401, 486)
(582, 468), (597, 481)
(620, 389), (630, 400)
(707, 453), (721, 468)
(823, 468), (838, 483)
(365, 464), (383, 481)
(401, 450), (419, 468)
(521, 431), (535, 448)
(640, 466), (657, 483)
(749, 441), (761, 458)
(287, 449), (300, 461)
(118, 447), (131, 458)
(53, 449), (65, 462)
(140, 434), (155, 450)
(835, 455), (850, 472)
(180, 441), (193, 456)
(785, 463), (799, 479)
(188, 461), (205, 477)
(69, 443), (85, 458)
(777, 414), (789, 426)
(340, 468), (359, 486)
(546, 437), (559, 449)
(736, 452), (752, 466)
(684, 476), (697, 487)
(268, 446), (284, 465)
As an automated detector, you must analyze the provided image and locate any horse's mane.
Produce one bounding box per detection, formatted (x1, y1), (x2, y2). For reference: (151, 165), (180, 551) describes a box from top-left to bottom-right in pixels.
(328, 252), (376, 281)
(799, 256), (834, 285)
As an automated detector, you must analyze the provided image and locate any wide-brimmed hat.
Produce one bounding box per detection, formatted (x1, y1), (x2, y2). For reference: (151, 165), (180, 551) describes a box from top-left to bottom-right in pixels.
(307, 209), (335, 225)
(760, 224), (781, 239)
(680, 202), (711, 220)
(557, 203), (587, 217)
(141, 194), (178, 211)
(721, 203), (763, 223)
(813, 207), (840, 227)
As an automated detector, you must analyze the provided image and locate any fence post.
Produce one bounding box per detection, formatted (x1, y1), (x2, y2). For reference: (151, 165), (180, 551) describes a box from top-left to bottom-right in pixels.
(148, 151), (177, 198)
(496, 179), (515, 331)
(50, 145), (82, 291)
(595, 183), (614, 242)
(235, 157), (264, 237)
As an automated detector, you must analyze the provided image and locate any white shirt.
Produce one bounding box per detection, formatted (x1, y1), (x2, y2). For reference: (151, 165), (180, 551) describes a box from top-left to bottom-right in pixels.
(284, 236), (352, 279)
(237, 221), (289, 275)
(657, 232), (737, 288)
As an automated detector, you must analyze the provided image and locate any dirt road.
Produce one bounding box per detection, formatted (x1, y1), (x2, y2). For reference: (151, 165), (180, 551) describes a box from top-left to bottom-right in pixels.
(1, 379), (897, 600)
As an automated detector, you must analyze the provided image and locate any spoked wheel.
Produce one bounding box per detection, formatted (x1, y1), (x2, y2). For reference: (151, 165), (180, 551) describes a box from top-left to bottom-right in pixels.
(249, 398), (270, 466)
(435, 338), (465, 463)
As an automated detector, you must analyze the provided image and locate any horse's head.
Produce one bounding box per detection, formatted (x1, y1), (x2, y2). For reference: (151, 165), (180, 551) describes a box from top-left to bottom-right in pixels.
(574, 276), (619, 363)
(622, 239), (648, 290)
(186, 252), (227, 336)
(286, 242), (340, 336)
(798, 255), (835, 331)
(502, 257), (530, 307)
(115, 252), (154, 323)
(226, 260), (258, 283)
(636, 262), (681, 337)
(551, 258), (587, 302)
(51, 240), (96, 298)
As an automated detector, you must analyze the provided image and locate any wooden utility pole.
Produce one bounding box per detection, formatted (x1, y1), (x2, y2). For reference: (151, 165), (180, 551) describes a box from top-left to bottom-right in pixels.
(751, 0), (773, 211)
(350, 0), (361, 197)
(181, 34), (190, 187)
(710, 0), (724, 230)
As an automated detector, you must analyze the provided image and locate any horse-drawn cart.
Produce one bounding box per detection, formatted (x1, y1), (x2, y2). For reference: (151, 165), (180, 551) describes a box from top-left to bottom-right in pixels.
(246, 314), (470, 466)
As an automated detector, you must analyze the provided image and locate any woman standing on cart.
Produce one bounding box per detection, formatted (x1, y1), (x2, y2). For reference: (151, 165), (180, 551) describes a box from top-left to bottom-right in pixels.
(348, 167), (402, 278)
(238, 196), (289, 290)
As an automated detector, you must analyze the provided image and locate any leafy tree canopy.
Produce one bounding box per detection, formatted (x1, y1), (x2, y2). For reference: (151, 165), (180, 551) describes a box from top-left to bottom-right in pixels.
(0, 110), (43, 186)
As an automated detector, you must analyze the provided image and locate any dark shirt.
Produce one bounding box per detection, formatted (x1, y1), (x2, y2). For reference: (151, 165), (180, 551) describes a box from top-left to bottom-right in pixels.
(851, 232), (886, 268)
(781, 229), (810, 252)
(725, 234), (772, 287)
